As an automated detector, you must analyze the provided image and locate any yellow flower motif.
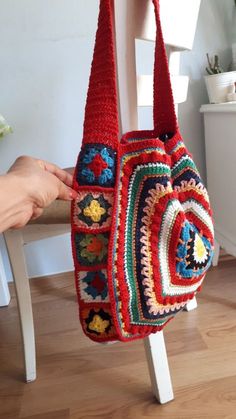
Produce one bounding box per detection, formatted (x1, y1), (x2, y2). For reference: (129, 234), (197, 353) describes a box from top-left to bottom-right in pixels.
(194, 234), (207, 263)
(88, 314), (110, 333)
(83, 199), (106, 222)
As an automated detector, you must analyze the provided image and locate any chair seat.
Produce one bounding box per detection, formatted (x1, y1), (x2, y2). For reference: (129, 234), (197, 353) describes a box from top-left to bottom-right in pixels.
(29, 200), (71, 225)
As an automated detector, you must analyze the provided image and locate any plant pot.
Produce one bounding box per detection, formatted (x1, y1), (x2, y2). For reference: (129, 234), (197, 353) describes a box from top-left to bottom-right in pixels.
(204, 71), (236, 104)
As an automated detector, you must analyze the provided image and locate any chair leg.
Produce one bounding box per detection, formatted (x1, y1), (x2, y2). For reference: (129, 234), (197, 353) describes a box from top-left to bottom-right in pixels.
(0, 250), (11, 307)
(4, 230), (36, 382)
(184, 296), (198, 312)
(212, 240), (220, 267)
(143, 331), (174, 404)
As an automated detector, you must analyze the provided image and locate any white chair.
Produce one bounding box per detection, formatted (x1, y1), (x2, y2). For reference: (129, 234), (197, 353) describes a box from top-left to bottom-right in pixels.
(4, 198), (175, 403)
(4, 0), (201, 404)
(4, 202), (71, 383)
(114, 0), (199, 403)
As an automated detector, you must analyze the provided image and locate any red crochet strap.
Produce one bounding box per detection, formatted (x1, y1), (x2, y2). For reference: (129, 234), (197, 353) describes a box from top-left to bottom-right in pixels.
(82, 0), (177, 147)
(153, 0), (178, 136)
(82, 0), (119, 147)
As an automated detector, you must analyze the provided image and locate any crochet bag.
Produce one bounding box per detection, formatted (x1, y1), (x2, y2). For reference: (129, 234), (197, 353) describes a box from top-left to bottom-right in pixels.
(71, 0), (214, 342)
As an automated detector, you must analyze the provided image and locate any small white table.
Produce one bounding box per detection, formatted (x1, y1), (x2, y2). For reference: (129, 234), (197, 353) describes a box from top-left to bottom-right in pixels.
(200, 102), (236, 264)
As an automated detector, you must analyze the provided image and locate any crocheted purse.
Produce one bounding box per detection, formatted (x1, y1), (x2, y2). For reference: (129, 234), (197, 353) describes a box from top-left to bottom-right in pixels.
(71, 0), (214, 342)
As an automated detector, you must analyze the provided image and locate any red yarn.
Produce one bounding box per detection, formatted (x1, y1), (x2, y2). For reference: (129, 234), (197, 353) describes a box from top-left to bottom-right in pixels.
(71, 0), (214, 343)
(82, 0), (119, 146)
(87, 154), (108, 177)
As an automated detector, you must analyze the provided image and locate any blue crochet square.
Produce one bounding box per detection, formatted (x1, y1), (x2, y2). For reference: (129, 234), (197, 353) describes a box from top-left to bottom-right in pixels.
(77, 144), (116, 187)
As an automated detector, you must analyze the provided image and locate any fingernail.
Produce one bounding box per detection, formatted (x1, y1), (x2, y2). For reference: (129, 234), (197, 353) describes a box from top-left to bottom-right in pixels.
(70, 190), (78, 200)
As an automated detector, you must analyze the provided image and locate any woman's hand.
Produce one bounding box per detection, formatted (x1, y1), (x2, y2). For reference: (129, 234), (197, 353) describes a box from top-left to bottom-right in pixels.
(0, 156), (77, 232)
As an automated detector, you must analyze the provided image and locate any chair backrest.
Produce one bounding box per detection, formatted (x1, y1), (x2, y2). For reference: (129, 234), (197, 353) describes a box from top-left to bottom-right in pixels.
(114, 0), (201, 134)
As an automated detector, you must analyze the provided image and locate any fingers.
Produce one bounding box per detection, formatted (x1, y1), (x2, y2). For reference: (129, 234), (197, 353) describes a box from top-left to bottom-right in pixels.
(57, 181), (78, 201)
(39, 160), (74, 187)
(40, 160), (78, 201)
(10, 207), (34, 229)
(31, 207), (44, 220)
(64, 167), (75, 176)
(10, 156), (78, 203)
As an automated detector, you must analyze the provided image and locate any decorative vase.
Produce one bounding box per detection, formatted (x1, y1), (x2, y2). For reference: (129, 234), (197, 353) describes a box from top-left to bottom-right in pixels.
(204, 71), (236, 104)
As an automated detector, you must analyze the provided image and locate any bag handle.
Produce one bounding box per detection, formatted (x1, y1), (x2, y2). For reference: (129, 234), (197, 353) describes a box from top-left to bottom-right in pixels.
(152, 0), (178, 137)
(82, 0), (119, 147)
(82, 0), (178, 147)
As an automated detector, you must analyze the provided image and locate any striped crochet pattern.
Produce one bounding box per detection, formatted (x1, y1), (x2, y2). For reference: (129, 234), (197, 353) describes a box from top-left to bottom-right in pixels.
(71, 0), (214, 342)
(108, 133), (214, 340)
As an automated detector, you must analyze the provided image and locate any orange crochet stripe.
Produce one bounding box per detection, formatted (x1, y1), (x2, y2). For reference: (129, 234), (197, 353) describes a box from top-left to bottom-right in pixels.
(71, 0), (214, 343)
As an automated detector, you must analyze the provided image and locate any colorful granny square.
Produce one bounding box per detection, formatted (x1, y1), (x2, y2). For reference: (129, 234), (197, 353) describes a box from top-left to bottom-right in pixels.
(81, 307), (116, 339)
(73, 191), (113, 229)
(79, 269), (109, 302)
(77, 144), (116, 187)
(176, 221), (212, 278)
(74, 232), (109, 266)
(71, 0), (215, 344)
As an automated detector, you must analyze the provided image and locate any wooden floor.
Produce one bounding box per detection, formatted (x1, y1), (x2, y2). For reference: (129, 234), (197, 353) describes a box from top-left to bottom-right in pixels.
(1, 260), (236, 419)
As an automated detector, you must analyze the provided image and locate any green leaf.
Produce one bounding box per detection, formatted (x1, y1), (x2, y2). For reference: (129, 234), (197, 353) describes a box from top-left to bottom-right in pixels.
(81, 249), (96, 262)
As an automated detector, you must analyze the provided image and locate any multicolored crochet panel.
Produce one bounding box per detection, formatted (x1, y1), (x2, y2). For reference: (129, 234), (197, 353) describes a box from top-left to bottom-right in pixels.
(71, 0), (214, 343)
(72, 143), (119, 342)
(108, 134), (214, 341)
(72, 134), (214, 342)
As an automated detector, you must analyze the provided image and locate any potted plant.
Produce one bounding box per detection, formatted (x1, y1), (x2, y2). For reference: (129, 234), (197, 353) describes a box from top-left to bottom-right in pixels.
(0, 114), (12, 139)
(204, 54), (236, 103)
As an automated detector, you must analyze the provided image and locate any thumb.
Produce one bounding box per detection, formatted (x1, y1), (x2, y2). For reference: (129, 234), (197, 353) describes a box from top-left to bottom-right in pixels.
(57, 181), (78, 201)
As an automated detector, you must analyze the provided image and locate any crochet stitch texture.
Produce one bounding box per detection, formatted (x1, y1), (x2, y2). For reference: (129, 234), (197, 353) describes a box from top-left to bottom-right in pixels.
(71, 0), (214, 342)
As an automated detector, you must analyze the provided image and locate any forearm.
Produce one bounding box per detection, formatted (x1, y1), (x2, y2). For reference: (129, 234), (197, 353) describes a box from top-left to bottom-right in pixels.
(0, 173), (33, 233)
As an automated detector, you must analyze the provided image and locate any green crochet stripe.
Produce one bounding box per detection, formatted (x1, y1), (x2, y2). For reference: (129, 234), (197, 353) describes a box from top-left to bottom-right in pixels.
(158, 200), (179, 296)
(172, 156), (197, 178)
(129, 318), (171, 327)
(125, 163), (171, 325)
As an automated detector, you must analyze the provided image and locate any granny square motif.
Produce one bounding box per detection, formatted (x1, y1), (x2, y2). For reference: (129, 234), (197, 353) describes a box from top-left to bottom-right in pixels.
(71, 0), (214, 343)
(77, 144), (116, 187)
(73, 190), (113, 230)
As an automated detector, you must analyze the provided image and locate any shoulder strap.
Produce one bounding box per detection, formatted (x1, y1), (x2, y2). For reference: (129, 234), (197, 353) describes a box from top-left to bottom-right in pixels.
(82, 0), (119, 147)
(153, 0), (178, 136)
(82, 0), (178, 147)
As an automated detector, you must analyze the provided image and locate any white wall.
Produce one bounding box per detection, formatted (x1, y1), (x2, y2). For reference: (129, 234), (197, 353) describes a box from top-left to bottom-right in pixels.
(0, 0), (99, 279)
(137, 0), (234, 181)
(0, 0), (99, 170)
(179, 0), (234, 180)
(0, 0), (233, 279)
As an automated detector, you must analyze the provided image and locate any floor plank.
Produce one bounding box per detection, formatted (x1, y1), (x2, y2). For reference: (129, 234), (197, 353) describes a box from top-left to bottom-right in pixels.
(1, 261), (236, 418)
